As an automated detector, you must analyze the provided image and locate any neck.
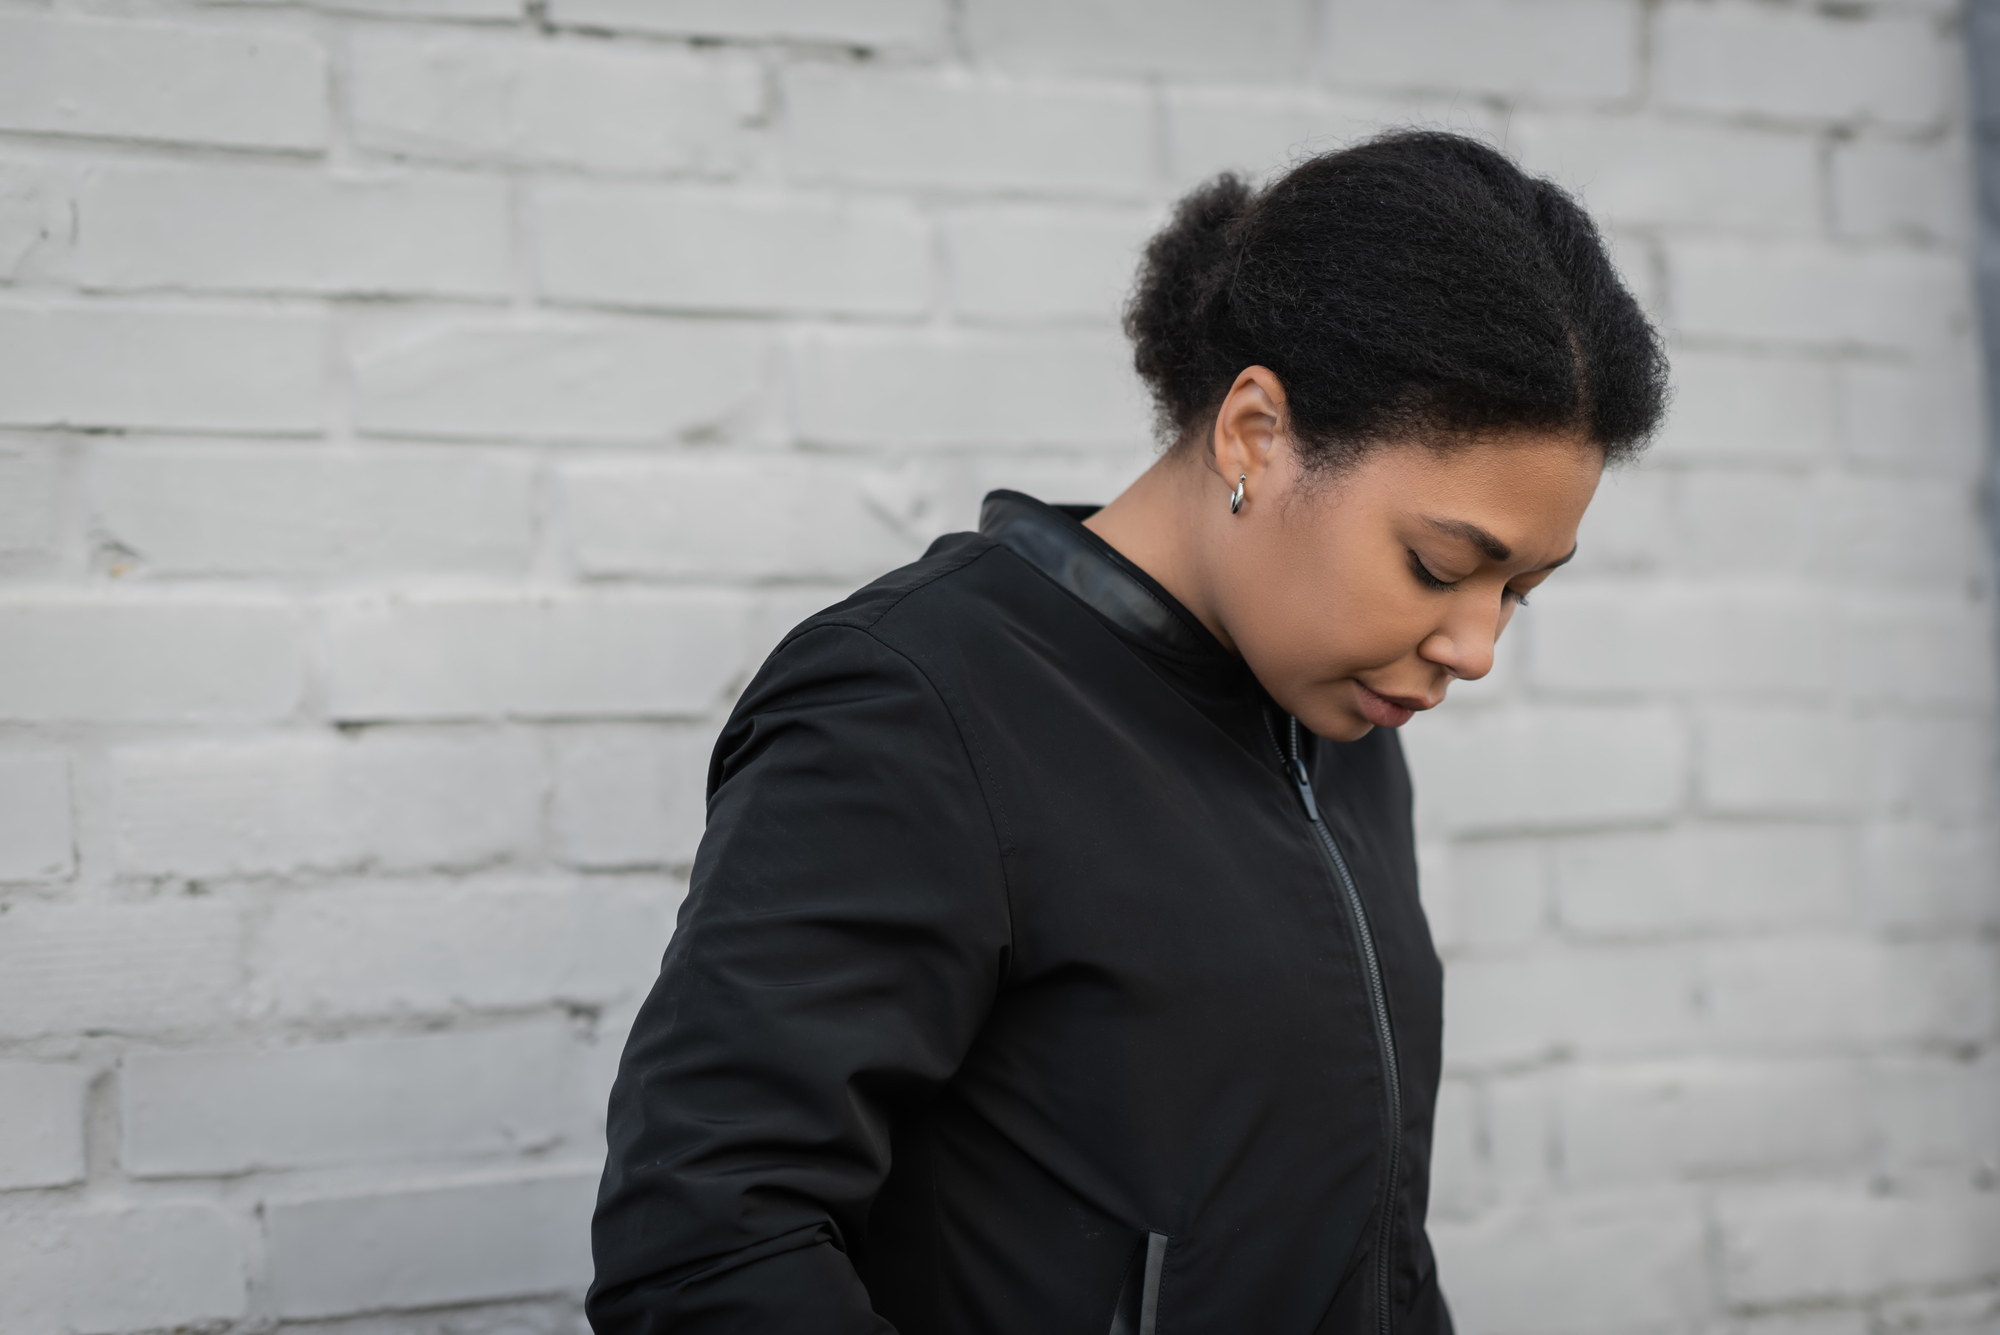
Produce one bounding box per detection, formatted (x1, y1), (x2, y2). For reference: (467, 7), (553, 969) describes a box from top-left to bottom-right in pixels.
(1083, 452), (1238, 654)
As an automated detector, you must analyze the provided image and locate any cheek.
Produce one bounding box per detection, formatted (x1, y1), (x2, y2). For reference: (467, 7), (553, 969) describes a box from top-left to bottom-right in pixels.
(1230, 532), (1431, 683)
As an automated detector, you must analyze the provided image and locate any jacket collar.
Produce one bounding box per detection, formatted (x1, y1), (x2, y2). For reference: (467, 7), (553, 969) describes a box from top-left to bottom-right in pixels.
(978, 490), (1223, 659)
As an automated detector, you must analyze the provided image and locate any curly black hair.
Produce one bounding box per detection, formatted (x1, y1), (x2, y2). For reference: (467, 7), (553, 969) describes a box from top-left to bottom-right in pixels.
(1125, 130), (1669, 469)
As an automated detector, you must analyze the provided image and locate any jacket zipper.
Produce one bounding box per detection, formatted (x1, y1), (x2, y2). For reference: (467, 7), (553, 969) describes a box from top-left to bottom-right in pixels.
(1281, 715), (1402, 1335)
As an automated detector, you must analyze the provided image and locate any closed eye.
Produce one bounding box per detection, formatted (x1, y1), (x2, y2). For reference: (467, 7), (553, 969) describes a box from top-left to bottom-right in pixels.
(1408, 549), (1458, 591)
(1413, 548), (1534, 606)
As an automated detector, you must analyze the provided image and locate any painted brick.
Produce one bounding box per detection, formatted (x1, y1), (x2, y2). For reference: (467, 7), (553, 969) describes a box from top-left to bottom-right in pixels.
(0, 1063), (90, 1189)
(0, 158), (72, 285)
(0, 305), (323, 432)
(1428, 1078), (1487, 1218)
(1881, 941), (2000, 1047)
(1842, 596), (1997, 708)
(1432, 838), (1547, 955)
(1562, 948), (1711, 1056)
(1820, 476), (1984, 584)
(348, 30), (761, 173)
(0, 752), (73, 882)
(1728, 1313), (1872, 1335)
(91, 442), (535, 577)
(1401, 706), (1685, 835)
(1564, 466), (1672, 578)
(258, 879), (673, 1020)
(0, 437), (63, 564)
(963, 0), (1313, 78)
(907, 451), (1150, 538)
(1965, 1054), (1998, 1165)
(549, 726), (716, 868)
(1322, 0), (1643, 103)
(1861, 714), (1999, 824)
(1698, 708), (1865, 817)
(123, 1023), (589, 1176)
(1509, 115), (1820, 232)
(352, 318), (769, 442)
(1702, 936), (1996, 1050)
(1649, 349), (1838, 464)
(1839, 359), (1986, 471)
(1657, 2), (1949, 127)
(534, 182), (930, 317)
(0, 1), (1989, 1324)
(1870, 1055), (2000, 1171)
(1876, 1291), (2000, 1335)
(1859, 821), (2000, 931)
(550, 0), (946, 46)
(265, 1168), (597, 1317)
(320, 0), (519, 14)
(1444, 945), (1700, 1066)
(945, 204), (1156, 323)
(76, 163), (510, 299)
(0, 12), (325, 151)
(1552, 824), (1854, 937)
(783, 66), (1155, 195)
(0, 901), (241, 1041)
(1429, 1192), (1707, 1334)
(321, 592), (748, 721)
(0, 598), (303, 724)
(1670, 239), (1967, 351)
(1162, 87), (1496, 189)
(0, 1201), (247, 1335)
(1414, 841), (1456, 951)
(1528, 584), (1836, 695)
(1833, 136), (1971, 245)
(111, 731), (541, 878)
(1717, 1187), (2000, 1304)
(1669, 471), (1814, 580)
(1485, 1072), (1555, 1193)
(793, 328), (1148, 448)
(1558, 1061), (1870, 1186)
(558, 452), (923, 581)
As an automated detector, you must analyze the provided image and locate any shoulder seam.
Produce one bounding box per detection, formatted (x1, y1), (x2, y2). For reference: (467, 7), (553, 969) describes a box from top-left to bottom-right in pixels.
(773, 536), (1000, 658)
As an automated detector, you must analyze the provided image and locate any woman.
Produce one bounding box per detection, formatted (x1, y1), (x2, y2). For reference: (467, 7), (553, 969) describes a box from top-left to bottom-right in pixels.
(589, 132), (1668, 1334)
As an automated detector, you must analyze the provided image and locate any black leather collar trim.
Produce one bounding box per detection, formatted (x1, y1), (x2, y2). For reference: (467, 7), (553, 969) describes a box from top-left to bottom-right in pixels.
(978, 490), (1220, 658)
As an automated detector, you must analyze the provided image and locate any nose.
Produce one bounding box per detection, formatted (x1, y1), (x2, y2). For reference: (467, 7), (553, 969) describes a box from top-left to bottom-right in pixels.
(1419, 622), (1496, 682)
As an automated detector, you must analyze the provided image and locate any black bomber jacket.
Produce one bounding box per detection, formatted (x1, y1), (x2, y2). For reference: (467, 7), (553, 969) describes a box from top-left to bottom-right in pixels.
(589, 491), (1453, 1335)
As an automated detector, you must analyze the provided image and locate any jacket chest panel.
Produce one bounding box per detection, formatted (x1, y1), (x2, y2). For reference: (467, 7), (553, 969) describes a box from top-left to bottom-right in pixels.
(947, 707), (1392, 1235)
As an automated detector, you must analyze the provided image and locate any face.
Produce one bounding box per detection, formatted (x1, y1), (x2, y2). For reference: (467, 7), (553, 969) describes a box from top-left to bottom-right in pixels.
(1214, 423), (1602, 743)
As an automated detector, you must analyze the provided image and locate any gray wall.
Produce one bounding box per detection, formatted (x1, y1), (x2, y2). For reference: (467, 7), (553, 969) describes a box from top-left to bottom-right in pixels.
(0, 2), (1993, 1332)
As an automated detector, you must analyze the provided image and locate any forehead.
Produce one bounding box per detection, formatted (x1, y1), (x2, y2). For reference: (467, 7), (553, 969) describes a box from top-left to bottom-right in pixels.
(1360, 433), (1601, 503)
(1340, 434), (1602, 553)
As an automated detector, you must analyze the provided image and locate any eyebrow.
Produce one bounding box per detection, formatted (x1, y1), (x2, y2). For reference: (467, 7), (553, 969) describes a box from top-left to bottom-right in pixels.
(1420, 516), (1578, 572)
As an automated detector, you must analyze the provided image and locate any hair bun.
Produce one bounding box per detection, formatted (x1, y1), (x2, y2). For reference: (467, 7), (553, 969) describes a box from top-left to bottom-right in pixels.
(1123, 173), (1255, 438)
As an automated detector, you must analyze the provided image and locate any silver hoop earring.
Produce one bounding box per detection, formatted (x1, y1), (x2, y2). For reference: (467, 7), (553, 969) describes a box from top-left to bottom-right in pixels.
(1229, 474), (1247, 514)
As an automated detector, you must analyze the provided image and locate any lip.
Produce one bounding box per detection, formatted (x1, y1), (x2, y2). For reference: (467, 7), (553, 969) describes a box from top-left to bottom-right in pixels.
(1353, 682), (1430, 729)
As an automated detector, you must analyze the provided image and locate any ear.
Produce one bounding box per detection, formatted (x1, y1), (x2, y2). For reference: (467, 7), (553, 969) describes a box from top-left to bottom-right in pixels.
(1205, 367), (1289, 502)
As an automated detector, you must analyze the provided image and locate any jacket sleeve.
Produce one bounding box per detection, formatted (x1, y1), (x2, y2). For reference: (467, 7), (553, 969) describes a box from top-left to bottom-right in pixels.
(587, 623), (1013, 1334)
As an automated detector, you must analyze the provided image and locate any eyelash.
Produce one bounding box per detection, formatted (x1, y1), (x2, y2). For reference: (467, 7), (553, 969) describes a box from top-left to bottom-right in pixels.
(1407, 550), (1530, 607)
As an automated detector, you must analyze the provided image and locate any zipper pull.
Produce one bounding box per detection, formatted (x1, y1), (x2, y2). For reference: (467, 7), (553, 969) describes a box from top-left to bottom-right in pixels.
(1285, 716), (1320, 818)
(1291, 761), (1319, 819)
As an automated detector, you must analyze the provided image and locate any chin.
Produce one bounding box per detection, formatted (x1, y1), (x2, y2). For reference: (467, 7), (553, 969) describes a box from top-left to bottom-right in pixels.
(1306, 710), (1376, 743)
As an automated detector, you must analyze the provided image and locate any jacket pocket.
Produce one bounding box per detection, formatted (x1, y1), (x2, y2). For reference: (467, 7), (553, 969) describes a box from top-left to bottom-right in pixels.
(1107, 1232), (1167, 1335)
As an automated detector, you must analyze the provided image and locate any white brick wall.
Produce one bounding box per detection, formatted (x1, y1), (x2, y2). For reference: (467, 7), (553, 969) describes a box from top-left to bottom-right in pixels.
(0, 3), (1990, 1333)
